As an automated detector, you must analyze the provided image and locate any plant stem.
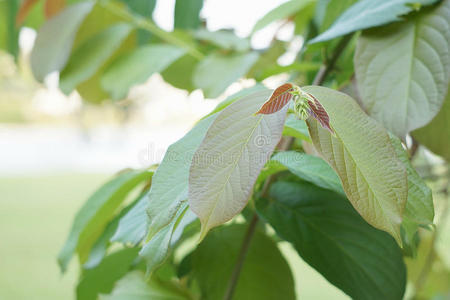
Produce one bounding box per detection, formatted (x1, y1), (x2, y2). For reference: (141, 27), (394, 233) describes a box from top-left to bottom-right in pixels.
(223, 214), (259, 300)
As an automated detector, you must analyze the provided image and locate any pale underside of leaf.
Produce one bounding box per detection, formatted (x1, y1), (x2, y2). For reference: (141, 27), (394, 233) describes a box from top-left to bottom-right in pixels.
(304, 86), (407, 244)
(355, 0), (450, 137)
(189, 90), (288, 239)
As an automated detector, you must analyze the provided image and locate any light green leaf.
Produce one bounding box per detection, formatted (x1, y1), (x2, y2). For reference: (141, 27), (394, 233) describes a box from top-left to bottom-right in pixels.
(174, 0), (203, 30)
(413, 91), (450, 161)
(189, 90), (288, 239)
(283, 114), (311, 142)
(252, 0), (315, 33)
(120, 0), (157, 44)
(111, 194), (148, 246)
(100, 271), (190, 300)
(194, 28), (250, 52)
(59, 23), (133, 95)
(30, 1), (94, 81)
(257, 181), (406, 299)
(354, 0), (450, 137)
(193, 52), (259, 98)
(0, 0), (19, 57)
(318, 0), (358, 32)
(77, 248), (140, 300)
(58, 169), (152, 272)
(390, 135), (434, 225)
(310, 0), (440, 43)
(191, 224), (295, 300)
(101, 45), (185, 100)
(304, 86), (407, 243)
(272, 151), (344, 194)
(146, 114), (217, 242)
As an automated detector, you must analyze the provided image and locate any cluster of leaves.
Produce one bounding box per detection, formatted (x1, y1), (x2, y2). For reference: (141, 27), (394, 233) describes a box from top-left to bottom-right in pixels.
(4, 0), (449, 299)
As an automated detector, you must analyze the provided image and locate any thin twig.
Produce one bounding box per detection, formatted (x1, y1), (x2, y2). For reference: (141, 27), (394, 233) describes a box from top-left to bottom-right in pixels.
(223, 33), (354, 300)
(223, 214), (259, 300)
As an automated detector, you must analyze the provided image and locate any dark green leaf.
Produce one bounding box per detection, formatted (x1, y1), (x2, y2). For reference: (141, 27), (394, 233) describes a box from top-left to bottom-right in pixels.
(58, 169), (152, 272)
(120, 0), (157, 44)
(191, 224), (295, 300)
(257, 181), (406, 299)
(174, 0), (203, 29)
(99, 271), (191, 300)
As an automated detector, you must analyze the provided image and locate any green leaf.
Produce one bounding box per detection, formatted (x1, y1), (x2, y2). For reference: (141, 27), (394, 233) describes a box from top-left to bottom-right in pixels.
(174, 0), (203, 29)
(272, 151), (344, 194)
(84, 191), (149, 269)
(58, 169), (152, 272)
(318, 0), (358, 33)
(354, 0), (450, 137)
(390, 135), (434, 226)
(120, 0), (157, 44)
(256, 181), (406, 299)
(189, 90), (288, 239)
(111, 194), (148, 246)
(252, 0), (315, 33)
(0, 0), (19, 57)
(140, 205), (197, 273)
(304, 86), (407, 243)
(282, 114), (311, 142)
(191, 224), (295, 300)
(193, 52), (259, 98)
(100, 271), (191, 300)
(161, 54), (198, 92)
(59, 23), (133, 95)
(310, 0), (440, 43)
(413, 91), (450, 161)
(77, 248), (140, 300)
(101, 44), (185, 100)
(30, 1), (94, 81)
(194, 29), (250, 52)
(146, 114), (217, 242)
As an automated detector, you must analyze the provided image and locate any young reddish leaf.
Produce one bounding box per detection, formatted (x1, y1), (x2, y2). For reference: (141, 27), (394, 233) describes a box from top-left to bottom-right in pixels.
(44, 0), (66, 19)
(255, 83), (295, 114)
(306, 92), (334, 134)
(16, 0), (40, 26)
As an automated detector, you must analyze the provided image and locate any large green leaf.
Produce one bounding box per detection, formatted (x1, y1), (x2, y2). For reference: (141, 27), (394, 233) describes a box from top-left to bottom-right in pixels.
(59, 23), (133, 95)
(100, 271), (190, 300)
(413, 91), (450, 161)
(318, 0), (358, 32)
(161, 54), (198, 92)
(304, 86), (407, 243)
(189, 90), (288, 239)
(252, 0), (315, 33)
(272, 151), (344, 195)
(77, 248), (140, 300)
(310, 0), (440, 43)
(58, 169), (152, 272)
(193, 52), (259, 98)
(174, 0), (203, 29)
(354, 0), (450, 137)
(390, 135), (434, 226)
(101, 44), (185, 100)
(257, 181), (406, 299)
(30, 1), (94, 81)
(191, 224), (295, 300)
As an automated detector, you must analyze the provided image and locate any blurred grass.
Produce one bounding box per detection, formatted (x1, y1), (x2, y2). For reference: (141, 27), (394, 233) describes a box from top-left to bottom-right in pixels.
(0, 173), (108, 300)
(0, 173), (348, 300)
